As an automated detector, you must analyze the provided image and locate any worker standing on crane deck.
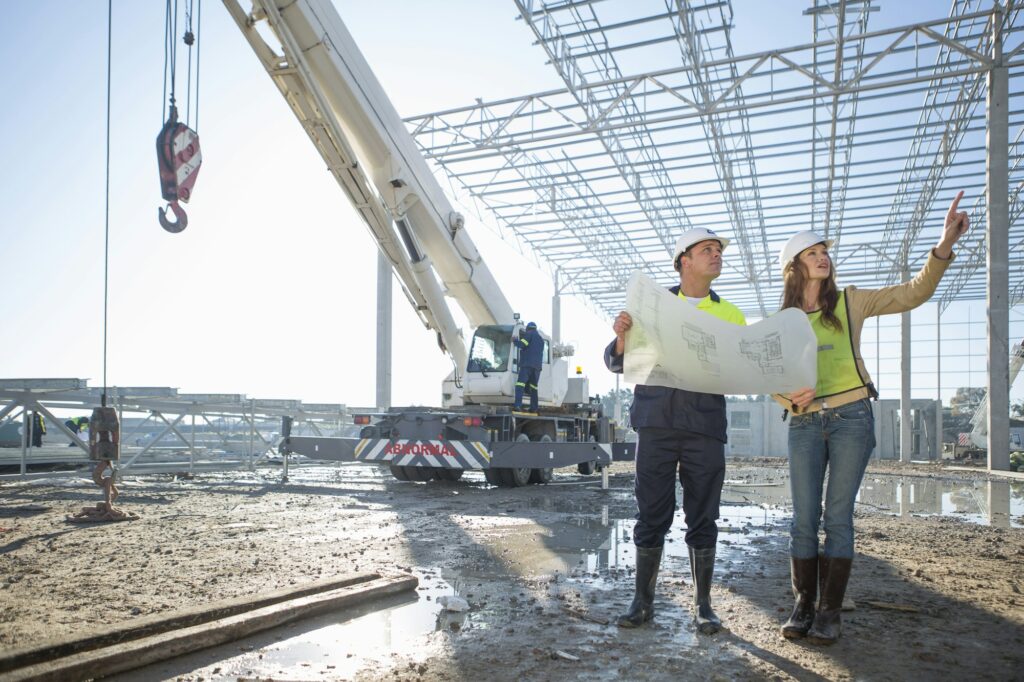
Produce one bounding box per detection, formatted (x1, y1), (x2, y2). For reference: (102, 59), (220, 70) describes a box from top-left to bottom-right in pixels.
(774, 191), (969, 646)
(605, 227), (746, 635)
(513, 321), (544, 413)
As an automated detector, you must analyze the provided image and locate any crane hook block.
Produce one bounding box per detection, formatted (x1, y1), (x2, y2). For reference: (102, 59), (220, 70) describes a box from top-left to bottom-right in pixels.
(88, 406), (120, 462)
(156, 106), (202, 233)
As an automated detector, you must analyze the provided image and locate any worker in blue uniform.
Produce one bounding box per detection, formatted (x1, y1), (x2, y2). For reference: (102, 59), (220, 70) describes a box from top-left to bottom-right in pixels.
(605, 227), (746, 635)
(513, 321), (544, 412)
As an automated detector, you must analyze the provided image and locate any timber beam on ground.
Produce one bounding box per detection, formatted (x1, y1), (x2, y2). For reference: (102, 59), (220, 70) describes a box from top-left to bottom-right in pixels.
(0, 573), (418, 682)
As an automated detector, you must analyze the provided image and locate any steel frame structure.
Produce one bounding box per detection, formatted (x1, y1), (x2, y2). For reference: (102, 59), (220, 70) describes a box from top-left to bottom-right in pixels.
(405, 1), (1022, 316)
(0, 379), (356, 476)
(401, 0), (1022, 470)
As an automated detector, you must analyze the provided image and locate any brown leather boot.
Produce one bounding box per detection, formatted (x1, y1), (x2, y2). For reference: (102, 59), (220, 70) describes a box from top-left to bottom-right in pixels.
(807, 557), (852, 645)
(616, 545), (662, 627)
(781, 557), (818, 639)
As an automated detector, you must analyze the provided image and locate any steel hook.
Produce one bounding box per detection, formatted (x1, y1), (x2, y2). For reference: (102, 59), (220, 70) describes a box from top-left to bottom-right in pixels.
(158, 201), (188, 233)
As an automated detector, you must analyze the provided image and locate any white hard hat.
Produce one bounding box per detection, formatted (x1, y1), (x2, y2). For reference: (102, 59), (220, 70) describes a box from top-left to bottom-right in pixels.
(779, 231), (834, 273)
(673, 228), (730, 266)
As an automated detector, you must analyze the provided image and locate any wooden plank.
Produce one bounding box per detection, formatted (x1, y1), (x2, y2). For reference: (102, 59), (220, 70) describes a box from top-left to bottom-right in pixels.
(0, 573), (381, 674)
(6, 574), (418, 682)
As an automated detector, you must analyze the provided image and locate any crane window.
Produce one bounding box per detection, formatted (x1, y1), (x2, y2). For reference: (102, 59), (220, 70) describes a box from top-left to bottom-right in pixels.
(467, 326), (513, 373)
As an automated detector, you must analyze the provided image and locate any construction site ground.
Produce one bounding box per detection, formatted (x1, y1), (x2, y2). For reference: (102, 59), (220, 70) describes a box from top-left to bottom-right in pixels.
(1, 458), (1022, 681)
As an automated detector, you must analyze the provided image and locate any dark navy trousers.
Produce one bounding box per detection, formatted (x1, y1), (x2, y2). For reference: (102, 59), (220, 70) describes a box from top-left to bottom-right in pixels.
(633, 427), (725, 550)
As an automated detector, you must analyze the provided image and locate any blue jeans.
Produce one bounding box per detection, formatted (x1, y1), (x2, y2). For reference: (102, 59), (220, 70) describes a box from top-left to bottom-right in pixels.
(787, 398), (876, 559)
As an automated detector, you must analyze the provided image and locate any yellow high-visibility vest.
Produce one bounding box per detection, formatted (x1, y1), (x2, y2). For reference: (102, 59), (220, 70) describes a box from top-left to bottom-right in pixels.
(807, 290), (868, 398)
(676, 290), (747, 326)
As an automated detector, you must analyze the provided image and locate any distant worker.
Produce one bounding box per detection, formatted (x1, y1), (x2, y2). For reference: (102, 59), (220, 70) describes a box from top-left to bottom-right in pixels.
(605, 227), (746, 635)
(31, 412), (46, 448)
(512, 321), (544, 412)
(65, 416), (90, 446)
(774, 190), (969, 645)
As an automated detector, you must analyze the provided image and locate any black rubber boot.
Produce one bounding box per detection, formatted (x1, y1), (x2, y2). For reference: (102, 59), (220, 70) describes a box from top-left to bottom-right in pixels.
(807, 556), (852, 645)
(781, 557), (818, 639)
(616, 545), (662, 628)
(689, 545), (722, 634)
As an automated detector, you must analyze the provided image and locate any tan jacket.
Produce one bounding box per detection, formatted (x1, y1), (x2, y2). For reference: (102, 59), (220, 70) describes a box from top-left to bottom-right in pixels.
(774, 249), (955, 414)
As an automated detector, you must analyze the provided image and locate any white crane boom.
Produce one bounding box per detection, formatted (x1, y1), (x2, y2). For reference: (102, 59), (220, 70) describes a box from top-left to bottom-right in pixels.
(223, 0), (515, 373)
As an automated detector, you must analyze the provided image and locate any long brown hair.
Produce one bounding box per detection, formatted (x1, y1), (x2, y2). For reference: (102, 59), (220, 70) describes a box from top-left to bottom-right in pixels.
(782, 257), (843, 332)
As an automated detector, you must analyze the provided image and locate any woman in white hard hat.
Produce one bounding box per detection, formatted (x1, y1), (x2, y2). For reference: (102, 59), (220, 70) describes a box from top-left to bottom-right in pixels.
(775, 191), (969, 645)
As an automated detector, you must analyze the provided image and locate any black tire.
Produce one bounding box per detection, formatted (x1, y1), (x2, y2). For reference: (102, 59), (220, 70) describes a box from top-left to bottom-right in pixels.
(483, 468), (502, 486)
(404, 466), (435, 482)
(389, 464), (409, 481)
(578, 435), (598, 475)
(529, 467), (553, 484)
(529, 434), (554, 484)
(435, 468), (464, 482)
(499, 466), (533, 487)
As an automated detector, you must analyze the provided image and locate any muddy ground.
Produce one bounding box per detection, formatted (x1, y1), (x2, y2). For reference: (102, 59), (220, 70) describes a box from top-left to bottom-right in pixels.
(1, 459), (1022, 681)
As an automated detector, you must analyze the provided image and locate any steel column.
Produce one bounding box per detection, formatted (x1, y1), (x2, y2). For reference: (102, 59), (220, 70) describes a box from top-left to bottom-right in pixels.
(936, 304), (943, 453)
(900, 266), (913, 462)
(20, 408), (28, 476)
(189, 411), (196, 475)
(376, 250), (393, 410)
(248, 398), (256, 471)
(552, 268), (561, 344)
(987, 7), (1011, 471)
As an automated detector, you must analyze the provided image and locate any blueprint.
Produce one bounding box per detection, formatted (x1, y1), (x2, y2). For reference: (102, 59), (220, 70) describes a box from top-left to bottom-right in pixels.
(623, 272), (817, 395)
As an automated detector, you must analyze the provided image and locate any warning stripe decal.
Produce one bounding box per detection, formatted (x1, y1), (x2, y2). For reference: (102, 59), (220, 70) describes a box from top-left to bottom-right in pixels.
(352, 439), (489, 470)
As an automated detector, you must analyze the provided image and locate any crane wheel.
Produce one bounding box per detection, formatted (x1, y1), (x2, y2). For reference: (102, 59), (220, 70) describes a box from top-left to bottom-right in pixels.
(404, 466), (435, 482)
(577, 436), (598, 475)
(529, 434), (554, 484)
(499, 467), (532, 487)
(435, 468), (464, 482)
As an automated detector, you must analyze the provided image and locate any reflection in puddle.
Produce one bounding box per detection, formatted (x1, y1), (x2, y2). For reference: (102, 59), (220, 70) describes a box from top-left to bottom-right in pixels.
(720, 470), (1023, 528)
(466, 498), (789, 585)
(858, 477), (1023, 528)
(111, 579), (455, 681)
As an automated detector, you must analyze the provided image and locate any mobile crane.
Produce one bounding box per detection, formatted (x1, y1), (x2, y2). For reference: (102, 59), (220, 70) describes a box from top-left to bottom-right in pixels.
(223, 0), (630, 485)
(942, 338), (1024, 459)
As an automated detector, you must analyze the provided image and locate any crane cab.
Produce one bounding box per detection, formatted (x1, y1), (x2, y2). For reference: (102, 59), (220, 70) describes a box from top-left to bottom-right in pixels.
(462, 325), (568, 408)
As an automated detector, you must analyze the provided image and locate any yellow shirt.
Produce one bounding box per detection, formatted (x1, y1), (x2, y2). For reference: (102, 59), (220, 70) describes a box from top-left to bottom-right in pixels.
(677, 289), (747, 326)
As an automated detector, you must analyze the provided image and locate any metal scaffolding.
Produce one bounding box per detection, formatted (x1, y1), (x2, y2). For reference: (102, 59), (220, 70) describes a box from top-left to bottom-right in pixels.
(401, 0), (1022, 470)
(405, 1), (1022, 317)
(0, 379), (358, 476)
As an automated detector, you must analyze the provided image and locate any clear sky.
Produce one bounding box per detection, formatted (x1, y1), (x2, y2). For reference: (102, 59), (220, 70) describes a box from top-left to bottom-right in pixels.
(0, 0), (1020, 409)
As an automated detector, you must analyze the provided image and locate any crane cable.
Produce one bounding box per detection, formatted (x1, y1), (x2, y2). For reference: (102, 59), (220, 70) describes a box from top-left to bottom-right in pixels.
(184, 0), (202, 132)
(102, 0), (112, 407)
(157, 0), (203, 232)
(162, 0), (177, 118)
(69, 0), (137, 523)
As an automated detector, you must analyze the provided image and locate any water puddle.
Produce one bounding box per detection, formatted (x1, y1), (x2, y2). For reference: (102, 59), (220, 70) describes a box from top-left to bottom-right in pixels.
(110, 577), (456, 681)
(857, 476), (1023, 527)
(718, 469), (1024, 527)
(103, 465), (1022, 680)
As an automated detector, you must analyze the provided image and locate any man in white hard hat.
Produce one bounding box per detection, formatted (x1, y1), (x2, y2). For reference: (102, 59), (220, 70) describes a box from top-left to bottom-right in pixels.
(605, 227), (745, 635)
